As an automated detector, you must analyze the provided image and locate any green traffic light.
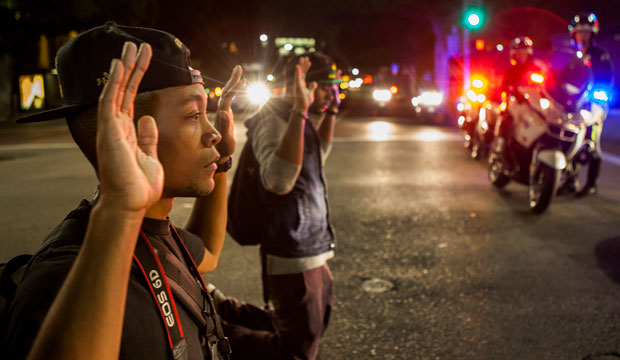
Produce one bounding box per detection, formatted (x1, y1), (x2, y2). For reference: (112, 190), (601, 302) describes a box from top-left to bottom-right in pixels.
(468, 14), (480, 26)
(463, 7), (486, 30)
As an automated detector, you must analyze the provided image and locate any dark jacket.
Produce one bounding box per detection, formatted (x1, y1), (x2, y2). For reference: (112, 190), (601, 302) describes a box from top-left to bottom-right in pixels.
(250, 98), (335, 258)
(501, 61), (543, 93)
(586, 45), (614, 90)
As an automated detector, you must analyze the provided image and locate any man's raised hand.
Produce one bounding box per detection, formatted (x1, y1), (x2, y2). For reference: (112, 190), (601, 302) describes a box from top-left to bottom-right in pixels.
(96, 41), (163, 213)
(215, 65), (245, 160)
(293, 56), (317, 115)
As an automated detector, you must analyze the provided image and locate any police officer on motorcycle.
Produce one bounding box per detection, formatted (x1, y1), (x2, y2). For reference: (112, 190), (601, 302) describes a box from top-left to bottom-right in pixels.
(494, 36), (542, 154)
(558, 12), (614, 197)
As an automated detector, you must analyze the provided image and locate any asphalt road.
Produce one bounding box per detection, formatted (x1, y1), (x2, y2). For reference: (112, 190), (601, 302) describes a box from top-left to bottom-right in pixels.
(1, 115), (620, 359)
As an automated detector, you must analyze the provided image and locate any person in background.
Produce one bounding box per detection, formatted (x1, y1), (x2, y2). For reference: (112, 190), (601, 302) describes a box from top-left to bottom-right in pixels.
(213, 52), (341, 360)
(558, 12), (614, 196)
(493, 36), (542, 155)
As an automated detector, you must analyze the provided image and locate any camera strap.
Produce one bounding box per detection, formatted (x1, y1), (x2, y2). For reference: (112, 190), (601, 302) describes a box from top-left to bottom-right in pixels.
(168, 226), (232, 359)
(134, 230), (187, 360)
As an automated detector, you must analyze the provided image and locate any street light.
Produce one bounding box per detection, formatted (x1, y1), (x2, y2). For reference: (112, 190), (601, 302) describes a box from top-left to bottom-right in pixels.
(259, 34), (268, 42)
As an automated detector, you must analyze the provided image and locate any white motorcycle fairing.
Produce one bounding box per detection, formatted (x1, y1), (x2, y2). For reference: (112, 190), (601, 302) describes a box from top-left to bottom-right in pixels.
(537, 149), (567, 170)
(508, 90), (547, 149)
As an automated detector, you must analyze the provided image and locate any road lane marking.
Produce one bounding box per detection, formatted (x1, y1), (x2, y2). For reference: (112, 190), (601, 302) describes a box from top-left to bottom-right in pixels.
(333, 133), (463, 143)
(603, 152), (620, 167)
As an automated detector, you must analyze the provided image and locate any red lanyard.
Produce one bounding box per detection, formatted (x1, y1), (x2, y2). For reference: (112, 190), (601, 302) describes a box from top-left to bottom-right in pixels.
(167, 226), (232, 359)
(133, 230), (187, 359)
(133, 226), (230, 359)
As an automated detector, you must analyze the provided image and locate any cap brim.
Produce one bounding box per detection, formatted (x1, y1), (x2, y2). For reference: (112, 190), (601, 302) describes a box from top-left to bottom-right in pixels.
(16, 103), (91, 123)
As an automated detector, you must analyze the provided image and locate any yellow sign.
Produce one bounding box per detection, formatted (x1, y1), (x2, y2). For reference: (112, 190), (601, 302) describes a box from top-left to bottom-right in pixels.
(19, 74), (45, 111)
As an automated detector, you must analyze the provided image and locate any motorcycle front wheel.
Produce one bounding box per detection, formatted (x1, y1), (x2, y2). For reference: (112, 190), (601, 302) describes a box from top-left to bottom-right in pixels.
(470, 134), (482, 159)
(528, 163), (557, 214)
(488, 156), (510, 188)
(462, 131), (472, 150)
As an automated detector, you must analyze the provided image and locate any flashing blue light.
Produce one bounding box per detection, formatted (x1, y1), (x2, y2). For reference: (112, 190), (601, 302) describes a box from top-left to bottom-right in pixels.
(592, 90), (609, 102)
(390, 63), (400, 75)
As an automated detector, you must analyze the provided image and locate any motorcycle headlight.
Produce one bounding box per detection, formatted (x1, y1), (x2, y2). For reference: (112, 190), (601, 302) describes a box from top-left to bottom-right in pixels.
(466, 89), (477, 103)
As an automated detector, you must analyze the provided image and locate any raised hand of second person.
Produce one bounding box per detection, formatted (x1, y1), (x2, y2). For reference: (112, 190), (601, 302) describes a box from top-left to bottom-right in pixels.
(96, 41), (164, 213)
(292, 56), (318, 115)
(328, 69), (342, 112)
(215, 65), (245, 160)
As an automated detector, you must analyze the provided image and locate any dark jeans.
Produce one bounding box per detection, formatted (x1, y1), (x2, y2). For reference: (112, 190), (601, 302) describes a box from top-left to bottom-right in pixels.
(217, 264), (333, 360)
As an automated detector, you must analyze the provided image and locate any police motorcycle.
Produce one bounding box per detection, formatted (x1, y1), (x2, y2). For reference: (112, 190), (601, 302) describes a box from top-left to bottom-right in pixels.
(488, 51), (593, 214)
(473, 92), (503, 160)
(458, 77), (494, 159)
(560, 86), (609, 191)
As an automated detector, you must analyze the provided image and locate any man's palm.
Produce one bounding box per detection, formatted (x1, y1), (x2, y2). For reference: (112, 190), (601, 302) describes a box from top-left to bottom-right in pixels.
(96, 42), (163, 212)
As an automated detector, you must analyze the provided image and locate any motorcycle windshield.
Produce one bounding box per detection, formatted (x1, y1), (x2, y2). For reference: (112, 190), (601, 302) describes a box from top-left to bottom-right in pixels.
(544, 48), (592, 112)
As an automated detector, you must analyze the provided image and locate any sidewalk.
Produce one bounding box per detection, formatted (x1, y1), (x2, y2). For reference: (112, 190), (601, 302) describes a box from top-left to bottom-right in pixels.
(0, 116), (69, 146)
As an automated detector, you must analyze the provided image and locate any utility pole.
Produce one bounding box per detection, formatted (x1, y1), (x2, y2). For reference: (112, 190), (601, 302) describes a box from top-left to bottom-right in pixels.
(463, 27), (470, 94)
(461, 2), (486, 94)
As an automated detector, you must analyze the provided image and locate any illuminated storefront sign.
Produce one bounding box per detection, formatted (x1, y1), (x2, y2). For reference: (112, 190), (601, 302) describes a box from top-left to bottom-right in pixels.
(19, 74), (45, 111)
(274, 37), (316, 48)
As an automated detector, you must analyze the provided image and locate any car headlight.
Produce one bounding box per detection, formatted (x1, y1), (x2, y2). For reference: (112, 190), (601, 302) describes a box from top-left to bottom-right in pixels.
(373, 89), (392, 102)
(247, 82), (271, 104)
(420, 91), (444, 106)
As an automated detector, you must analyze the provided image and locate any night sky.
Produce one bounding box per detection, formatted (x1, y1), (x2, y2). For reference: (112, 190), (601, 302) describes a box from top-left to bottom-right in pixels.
(2, 0), (619, 84)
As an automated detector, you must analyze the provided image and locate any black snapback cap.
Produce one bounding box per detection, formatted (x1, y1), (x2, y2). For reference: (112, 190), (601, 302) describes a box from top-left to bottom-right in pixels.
(17, 21), (203, 123)
(285, 52), (341, 85)
(304, 52), (341, 84)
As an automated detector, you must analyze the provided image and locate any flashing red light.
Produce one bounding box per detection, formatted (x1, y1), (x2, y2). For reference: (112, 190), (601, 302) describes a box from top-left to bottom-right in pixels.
(530, 73), (544, 84)
(363, 75), (373, 84)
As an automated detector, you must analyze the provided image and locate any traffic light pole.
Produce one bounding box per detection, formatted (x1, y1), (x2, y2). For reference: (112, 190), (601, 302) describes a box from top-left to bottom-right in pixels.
(463, 27), (470, 93)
